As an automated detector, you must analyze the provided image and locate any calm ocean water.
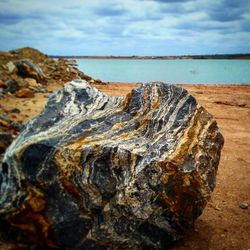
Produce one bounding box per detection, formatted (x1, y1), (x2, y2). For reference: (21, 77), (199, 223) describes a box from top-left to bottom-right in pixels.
(77, 59), (250, 84)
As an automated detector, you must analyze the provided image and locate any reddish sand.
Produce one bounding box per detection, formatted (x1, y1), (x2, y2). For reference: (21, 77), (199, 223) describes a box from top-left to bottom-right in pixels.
(0, 82), (249, 250)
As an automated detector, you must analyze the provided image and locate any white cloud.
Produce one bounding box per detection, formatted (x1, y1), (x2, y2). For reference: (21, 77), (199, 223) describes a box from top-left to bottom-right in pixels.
(0, 0), (249, 55)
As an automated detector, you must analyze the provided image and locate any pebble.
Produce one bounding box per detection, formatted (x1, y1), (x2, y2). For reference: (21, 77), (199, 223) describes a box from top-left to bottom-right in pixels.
(15, 88), (35, 98)
(239, 202), (248, 209)
(11, 108), (21, 113)
(0, 80), (7, 89)
(5, 79), (20, 93)
(6, 61), (16, 73)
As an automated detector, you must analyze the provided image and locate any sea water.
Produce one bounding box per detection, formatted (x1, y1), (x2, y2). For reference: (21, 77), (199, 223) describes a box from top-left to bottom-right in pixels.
(77, 59), (250, 84)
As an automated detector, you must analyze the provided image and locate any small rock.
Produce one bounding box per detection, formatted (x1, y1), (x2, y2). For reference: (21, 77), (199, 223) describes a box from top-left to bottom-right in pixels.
(5, 79), (20, 93)
(70, 68), (78, 74)
(25, 78), (39, 88)
(239, 202), (248, 209)
(66, 59), (78, 66)
(15, 59), (46, 83)
(11, 108), (21, 114)
(70, 68), (79, 75)
(39, 86), (46, 93)
(0, 132), (13, 153)
(6, 61), (16, 73)
(28, 86), (40, 93)
(0, 80), (7, 89)
(0, 119), (9, 128)
(0, 89), (4, 98)
(15, 88), (35, 98)
(94, 79), (102, 84)
(17, 79), (29, 88)
(80, 73), (92, 81)
(11, 114), (17, 119)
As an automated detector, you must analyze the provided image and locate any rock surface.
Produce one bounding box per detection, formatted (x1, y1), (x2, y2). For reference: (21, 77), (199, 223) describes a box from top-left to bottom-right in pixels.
(0, 80), (224, 249)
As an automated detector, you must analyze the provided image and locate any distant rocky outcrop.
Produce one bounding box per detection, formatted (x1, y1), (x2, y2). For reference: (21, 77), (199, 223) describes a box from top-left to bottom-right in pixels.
(0, 47), (104, 98)
(0, 80), (224, 249)
(0, 47), (104, 162)
(58, 53), (250, 60)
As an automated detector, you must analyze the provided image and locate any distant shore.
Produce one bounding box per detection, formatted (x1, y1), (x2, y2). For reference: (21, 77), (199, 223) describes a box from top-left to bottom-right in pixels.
(50, 54), (250, 60)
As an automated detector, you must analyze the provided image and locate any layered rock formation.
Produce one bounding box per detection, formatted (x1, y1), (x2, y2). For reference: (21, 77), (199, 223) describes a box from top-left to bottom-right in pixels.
(0, 47), (104, 99)
(0, 80), (224, 249)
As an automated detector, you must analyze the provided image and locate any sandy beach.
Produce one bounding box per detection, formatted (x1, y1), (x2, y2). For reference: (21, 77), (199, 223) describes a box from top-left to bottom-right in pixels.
(0, 82), (249, 249)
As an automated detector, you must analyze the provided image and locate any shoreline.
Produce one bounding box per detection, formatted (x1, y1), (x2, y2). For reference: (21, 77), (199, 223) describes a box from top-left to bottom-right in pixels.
(50, 55), (250, 60)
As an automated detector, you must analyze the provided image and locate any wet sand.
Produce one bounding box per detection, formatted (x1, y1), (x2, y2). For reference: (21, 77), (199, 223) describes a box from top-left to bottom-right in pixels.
(0, 82), (250, 250)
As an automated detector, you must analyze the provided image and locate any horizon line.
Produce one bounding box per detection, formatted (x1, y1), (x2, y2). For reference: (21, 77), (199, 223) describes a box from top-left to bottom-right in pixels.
(49, 53), (250, 59)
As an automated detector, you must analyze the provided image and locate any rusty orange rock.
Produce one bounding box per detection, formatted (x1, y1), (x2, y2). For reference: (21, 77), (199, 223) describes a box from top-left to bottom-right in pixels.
(15, 88), (35, 98)
(0, 80), (7, 89)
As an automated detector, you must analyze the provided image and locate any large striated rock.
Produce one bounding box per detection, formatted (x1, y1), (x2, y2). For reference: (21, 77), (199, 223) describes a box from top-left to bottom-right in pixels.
(0, 80), (224, 249)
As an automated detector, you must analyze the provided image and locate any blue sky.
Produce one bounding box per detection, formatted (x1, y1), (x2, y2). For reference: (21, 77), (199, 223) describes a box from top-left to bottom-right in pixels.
(0, 0), (250, 56)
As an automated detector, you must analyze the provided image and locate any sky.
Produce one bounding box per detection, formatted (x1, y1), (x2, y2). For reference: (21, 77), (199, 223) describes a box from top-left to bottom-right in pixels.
(0, 0), (250, 56)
